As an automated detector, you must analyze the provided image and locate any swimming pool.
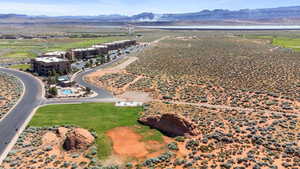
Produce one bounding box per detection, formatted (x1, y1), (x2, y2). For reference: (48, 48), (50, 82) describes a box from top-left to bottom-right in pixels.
(62, 89), (73, 95)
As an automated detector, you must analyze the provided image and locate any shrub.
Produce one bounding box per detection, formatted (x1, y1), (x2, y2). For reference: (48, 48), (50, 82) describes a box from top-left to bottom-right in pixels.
(167, 142), (179, 151)
(48, 87), (58, 96)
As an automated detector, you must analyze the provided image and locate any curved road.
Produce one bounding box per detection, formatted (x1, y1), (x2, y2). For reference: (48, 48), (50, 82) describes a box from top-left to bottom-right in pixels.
(44, 52), (129, 105)
(0, 44), (150, 162)
(0, 68), (44, 158)
(0, 51), (135, 160)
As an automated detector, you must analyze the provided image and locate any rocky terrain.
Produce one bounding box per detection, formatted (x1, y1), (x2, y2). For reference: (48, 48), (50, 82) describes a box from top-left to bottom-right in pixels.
(2, 33), (299, 168)
(82, 34), (300, 168)
(0, 72), (23, 120)
(139, 113), (199, 137)
(133, 102), (300, 168)
(0, 126), (99, 169)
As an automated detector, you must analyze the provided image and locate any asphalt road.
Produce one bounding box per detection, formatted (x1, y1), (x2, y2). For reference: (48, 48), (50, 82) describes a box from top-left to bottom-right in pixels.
(0, 68), (44, 156)
(44, 45), (145, 104)
(44, 52), (127, 105)
(0, 62), (118, 159)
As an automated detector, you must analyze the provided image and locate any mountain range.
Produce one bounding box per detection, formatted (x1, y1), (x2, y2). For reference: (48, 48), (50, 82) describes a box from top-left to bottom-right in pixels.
(1, 6), (300, 25)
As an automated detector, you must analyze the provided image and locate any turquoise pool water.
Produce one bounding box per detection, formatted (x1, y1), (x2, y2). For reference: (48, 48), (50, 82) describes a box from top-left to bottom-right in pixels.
(62, 89), (73, 95)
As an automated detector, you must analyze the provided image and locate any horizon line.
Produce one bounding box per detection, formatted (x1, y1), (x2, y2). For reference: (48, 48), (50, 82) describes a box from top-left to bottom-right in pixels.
(0, 5), (299, 17)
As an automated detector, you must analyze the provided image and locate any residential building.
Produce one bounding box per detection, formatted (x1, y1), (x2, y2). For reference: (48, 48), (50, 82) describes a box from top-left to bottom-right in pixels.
(92, 45), (109, 56)
(103, 40), (136, 50)
(31, 57), (71, 76)
(70, 48), (99, 60)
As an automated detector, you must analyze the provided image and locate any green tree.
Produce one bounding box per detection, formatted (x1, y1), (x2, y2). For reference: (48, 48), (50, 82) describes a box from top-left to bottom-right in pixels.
(85, 62), (90, 68)
(100, 55), (105, 64)
(89, 59), (94, 66)
(50, 70), (58, 77)
(106, 55), (111, 62)
(48, 87), (58, 96)
(85, 87), (91, 94)
(47, 76), (57, 85)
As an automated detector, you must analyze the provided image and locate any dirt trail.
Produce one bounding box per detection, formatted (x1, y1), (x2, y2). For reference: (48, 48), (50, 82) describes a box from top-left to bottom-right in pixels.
(152, 36), (169, 44)
(85, 36), (170, 100)
(106, 127), (148, 158)
(160, 100), (300, 117)
(111, 56), (138, 71)
(86, 35), (299, 116)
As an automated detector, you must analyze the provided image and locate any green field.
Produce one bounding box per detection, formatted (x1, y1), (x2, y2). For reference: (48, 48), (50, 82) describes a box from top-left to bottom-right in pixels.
(9, 64), (31, 70)
(245, 35), (300, 51)
(29, 103), (163, 159)
(0, 37), (127, 59)
(272, 37), (300, 51)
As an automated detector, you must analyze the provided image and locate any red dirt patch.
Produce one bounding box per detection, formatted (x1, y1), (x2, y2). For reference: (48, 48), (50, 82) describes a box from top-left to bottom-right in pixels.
(107, 127), (149, 158)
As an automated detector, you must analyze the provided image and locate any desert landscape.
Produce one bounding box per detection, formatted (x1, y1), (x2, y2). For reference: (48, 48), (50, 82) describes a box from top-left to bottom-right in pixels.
(0, 17), (300, 169)
(0, 72), (23, 120)
(87, 35), (300, 114)
(10, 31), (295, 168)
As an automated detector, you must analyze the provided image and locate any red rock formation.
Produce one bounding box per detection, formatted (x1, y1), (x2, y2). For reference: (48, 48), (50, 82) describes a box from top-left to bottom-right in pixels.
(63, 128), (95, 151)
(138, 113), (199, 137)
(56, 127), (69, 138)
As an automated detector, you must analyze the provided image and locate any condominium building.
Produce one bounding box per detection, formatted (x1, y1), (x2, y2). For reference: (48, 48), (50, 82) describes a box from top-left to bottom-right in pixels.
(31, 57), (71, 76)
(69, 48), (99, 60)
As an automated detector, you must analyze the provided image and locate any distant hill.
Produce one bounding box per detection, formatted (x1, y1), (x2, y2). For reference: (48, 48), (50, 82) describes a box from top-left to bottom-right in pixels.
(158, 6), (300, 21)
(0, 14), (27, 19)
(1, 6), (300, 25)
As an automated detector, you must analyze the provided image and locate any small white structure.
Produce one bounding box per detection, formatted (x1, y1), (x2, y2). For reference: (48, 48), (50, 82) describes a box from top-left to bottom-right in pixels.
(115, 101), (143, 107)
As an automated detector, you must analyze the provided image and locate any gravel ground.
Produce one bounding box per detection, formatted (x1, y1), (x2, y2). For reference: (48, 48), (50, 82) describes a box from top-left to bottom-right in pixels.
(0, 71), (23, 120)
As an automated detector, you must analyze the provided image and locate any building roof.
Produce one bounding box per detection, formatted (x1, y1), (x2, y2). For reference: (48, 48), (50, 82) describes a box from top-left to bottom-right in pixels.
(43, 51), (66, 56)
(71, 48), (97, 52)
(102, 42), (115, 45)
(58, 75), (70, 82)
(35, 57), (68, 63)
(92, 45), (108, 48)
(103, 40), (134, 46)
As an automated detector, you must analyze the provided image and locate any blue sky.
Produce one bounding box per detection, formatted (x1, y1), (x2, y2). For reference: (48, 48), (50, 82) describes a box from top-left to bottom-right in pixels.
(0, 0), (300, 16)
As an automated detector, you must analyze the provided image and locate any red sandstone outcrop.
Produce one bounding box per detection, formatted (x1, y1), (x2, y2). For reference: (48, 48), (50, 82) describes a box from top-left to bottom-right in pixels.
(42, 132), (60, 146)
(63, 128), (95, 151)
(56, 127), (69, 138)
(138, 113), (199, 137)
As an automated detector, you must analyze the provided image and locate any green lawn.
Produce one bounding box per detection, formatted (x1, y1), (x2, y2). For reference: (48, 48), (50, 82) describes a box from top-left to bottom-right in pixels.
(29, 103), (163, 159)
(0, 36), (127, 59)
(245, 35), (300, 51)
(272, 37), (300, 51)
(9, 64), (31, 70)
(45, 37), (124, 51)
(3, 51), (37, 58)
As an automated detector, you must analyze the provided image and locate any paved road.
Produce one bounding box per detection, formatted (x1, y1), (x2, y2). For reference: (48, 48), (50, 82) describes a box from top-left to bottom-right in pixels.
(0, 60), (121, 161)
(0, 68), (44, 157)
(44, 51), (131, 105)
(44, 44), (147, 104)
